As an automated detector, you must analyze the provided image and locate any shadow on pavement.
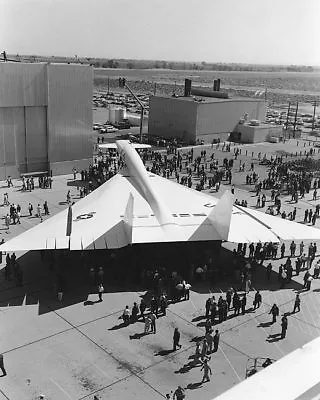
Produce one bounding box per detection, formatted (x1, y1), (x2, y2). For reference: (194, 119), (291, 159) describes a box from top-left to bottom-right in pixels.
(266, 333), (283, 343)
(66, 180), (86, 187)
(257, 321), (274, 328)
(190, 336), (205, 342)
(0, 240), (306, 317)
(190, 247), (305, 295)
(186, 382), (203, 390)
(129, 332), (149, 340)
(84, 300), (101, 306)
(155, 349), (175, 356)
(191, 315), (205, 322)
(0, 248), (146, 316)
(175, 360), (201, 374)
(108, 320), (127, 331)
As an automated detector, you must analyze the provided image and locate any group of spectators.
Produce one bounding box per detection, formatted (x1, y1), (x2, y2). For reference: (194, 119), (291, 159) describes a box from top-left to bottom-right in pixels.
(3, 252), (23, 286)
(2, 194), (50, 229)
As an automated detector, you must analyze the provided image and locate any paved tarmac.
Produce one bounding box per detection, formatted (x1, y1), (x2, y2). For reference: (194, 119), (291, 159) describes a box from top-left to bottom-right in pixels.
(1, 138), (320, 399)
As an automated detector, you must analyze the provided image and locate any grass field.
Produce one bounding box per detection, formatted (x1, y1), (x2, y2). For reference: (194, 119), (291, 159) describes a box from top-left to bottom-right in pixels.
(94, 68), (320, 107)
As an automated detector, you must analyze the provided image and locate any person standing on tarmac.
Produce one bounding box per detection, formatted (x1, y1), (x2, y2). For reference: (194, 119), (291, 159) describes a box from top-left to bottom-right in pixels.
(253, 291), (262, 309)
(201, 359), (212, 383)
(139, 298), (147, 321)
(173, 386), (185, 400)
(281, 315), (288, 339)
(293, 294), (301, 313)
(173, 328), (182, 351)
(269, 303), (279, 323)
(213, 330), (220, 352)
(241, 294), (247, 315)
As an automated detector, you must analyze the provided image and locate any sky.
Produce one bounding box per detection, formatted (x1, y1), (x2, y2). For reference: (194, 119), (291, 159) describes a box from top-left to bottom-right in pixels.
(0, 0), (319, 65)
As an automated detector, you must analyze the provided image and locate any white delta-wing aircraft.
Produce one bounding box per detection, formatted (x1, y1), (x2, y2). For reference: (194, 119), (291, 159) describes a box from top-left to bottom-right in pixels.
(2, 139), (320, 251)
(214, 336), (320, 400)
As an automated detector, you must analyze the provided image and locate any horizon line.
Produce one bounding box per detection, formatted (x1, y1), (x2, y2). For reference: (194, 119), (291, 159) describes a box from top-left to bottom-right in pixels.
(4, 53), (320, 69)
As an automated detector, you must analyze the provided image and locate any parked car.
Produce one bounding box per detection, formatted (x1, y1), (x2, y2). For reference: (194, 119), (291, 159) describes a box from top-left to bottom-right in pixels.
(114, 119), (131, 129)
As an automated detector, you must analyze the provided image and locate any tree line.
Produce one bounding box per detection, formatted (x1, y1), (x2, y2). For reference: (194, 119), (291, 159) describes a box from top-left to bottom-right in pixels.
(5, 54), (316, 73)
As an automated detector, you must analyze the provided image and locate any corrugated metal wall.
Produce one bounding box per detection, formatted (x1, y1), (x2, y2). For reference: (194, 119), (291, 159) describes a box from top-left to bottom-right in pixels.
(0, 63), (47, 107)
(47, 64), (93, 163)
(196, 100), (267, 136)
(25, 106), (47, 171)
(148, 96), (197, 143)
(0, 107), (24, 179)
(0, 63), (92, 178)
(0, 105), (47, 177)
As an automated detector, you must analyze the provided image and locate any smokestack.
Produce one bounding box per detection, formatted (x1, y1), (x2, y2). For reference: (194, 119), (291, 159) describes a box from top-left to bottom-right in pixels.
(191, 87), (228, 99)
(217, 79), (221, 91)
(184, 79), (192, 97)
(213, 80), (217, 91)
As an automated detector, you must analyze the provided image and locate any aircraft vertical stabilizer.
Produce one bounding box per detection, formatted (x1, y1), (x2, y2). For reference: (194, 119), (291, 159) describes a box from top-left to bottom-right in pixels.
(208, 190), (233, 240)
(123, 192), (134, 244)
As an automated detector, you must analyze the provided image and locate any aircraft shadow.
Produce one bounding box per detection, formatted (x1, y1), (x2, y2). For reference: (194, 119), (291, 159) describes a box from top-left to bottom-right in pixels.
(190, 247), (304, 295)
(0, 242), (305, 316)
(0, 248), (146, 315)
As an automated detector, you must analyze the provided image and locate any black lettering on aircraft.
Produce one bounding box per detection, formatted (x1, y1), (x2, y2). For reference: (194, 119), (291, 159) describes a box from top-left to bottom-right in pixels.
(204, 203), (215, 208)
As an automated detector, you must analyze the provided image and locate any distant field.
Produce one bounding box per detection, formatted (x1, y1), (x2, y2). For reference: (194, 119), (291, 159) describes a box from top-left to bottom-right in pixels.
(94, 68), (320, 109)
(95, 68), (320, 93)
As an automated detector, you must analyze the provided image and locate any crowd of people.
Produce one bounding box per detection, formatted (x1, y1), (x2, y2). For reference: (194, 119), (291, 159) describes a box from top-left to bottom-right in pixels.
(2, 194), (52, 229)
(3, 252), (23, 286)
(91, 139), (320, 233)
(1, 140), (320, 398)
(231, 239), (319, 293)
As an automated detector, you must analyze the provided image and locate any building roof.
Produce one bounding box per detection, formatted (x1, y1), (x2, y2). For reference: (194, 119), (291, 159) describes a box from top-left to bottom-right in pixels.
(240, 122), (282, 129)
(152, 94), (265, 104)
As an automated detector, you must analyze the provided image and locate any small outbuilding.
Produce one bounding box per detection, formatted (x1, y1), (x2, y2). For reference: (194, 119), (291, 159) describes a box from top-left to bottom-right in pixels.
(232, 121), (284, 143)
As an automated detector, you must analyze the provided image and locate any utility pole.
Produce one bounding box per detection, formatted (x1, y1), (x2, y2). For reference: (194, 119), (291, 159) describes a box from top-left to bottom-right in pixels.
(154, 82), (157, 96)
(285, 101), (291, 131)
(107, 77), (110, 95)
(293, 102), (299, 136)
(312, 100), (318, 131)
(119, 77), (145, 143)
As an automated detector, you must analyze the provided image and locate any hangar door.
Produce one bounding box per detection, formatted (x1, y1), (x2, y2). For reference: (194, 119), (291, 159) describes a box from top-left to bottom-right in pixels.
(0, 107), (24, 180)
(25, 106), (48, 172)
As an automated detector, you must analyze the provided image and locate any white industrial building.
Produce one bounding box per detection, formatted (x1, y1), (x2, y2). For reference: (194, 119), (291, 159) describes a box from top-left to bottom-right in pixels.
(232, 121), (284, 143)
(0, 62), (93, 179)
(148, 94), (266, 144)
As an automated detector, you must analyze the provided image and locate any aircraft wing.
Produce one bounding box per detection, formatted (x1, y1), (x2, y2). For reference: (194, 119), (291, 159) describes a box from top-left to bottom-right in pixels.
(0, 174), (132, 251)
(236, 206), (320, 241)
(2, 168), (320, 252)
(0, 172), (223, 251)
(2, 138), (320, 251)
(213, 336), (320, 400)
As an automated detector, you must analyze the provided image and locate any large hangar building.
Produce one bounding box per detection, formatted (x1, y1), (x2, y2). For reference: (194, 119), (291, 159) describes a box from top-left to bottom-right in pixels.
(148, 80), (266, 144)
(0, 62), (93, 179)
